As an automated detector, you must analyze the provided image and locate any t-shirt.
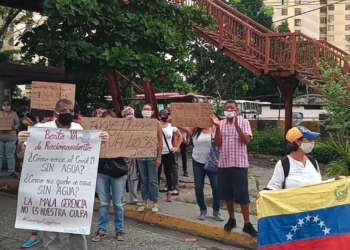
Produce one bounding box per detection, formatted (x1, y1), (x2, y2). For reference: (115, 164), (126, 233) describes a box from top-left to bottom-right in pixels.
(162, 124), (178, 155)
(192, 131), (212, 164)
(34, 120), (84, 130)
(267, 156), (323, 190)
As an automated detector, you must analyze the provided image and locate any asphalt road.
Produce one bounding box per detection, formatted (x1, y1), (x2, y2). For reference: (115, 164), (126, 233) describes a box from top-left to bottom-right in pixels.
(0, 192), (247, 250)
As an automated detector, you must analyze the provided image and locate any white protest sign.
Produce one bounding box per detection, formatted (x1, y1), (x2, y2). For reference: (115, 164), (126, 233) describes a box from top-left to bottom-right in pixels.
(15, 127), (101, 235)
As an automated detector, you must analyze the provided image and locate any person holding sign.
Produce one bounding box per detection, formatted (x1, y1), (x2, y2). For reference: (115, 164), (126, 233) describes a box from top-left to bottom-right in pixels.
(17, 99), (110, 250)
(0, 100), (19, 179)
(137, 104), (163, 213)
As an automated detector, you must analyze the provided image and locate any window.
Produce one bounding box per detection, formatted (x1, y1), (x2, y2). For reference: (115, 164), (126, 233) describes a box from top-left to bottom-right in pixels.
(346, 15), (350, 20)
(328, 4), (334, 10)
(320, 7), (327, 13)
(346, 45), (350, 51)
(25, 24), (33, 32)
(320, 17), (327, 24)
(346, 25), (350, 31)
(320, 27), (327, 34)
(9, 24), (14, 32)
(295, 8), (301, 15)
(346, 4), (350, 10)
(320, 0), (327, 3)
(294, 19), (301, 26)
(327, 35), (334, 41)
(282, 8), (288, 15)
(295, 29), (301, 32)
(328, 25), (334, 31)
(8, 38), (14, 46)
(295, 0), (301, 4)
(281, 0), (288, 5)
(345, 35), (350, 41)
(328, 15), (334, 22)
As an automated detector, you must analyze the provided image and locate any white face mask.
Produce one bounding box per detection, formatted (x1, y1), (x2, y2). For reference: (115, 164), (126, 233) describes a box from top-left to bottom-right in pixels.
(2, 106), (10, 112)
(300, 141), (315, 154)
(142, 110), (153, 118)
(224, 111), (236, 119)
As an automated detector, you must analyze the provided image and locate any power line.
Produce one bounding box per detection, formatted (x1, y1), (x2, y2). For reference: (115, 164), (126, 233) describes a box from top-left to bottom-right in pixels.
(273, 0), (346, 23)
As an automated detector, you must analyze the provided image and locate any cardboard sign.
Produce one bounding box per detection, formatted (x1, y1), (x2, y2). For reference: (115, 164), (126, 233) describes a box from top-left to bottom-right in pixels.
(15, 128), (102, 235)
(0, 117), (13, 130)
(171, 103), (213, 128)
(31, 82), (76, 111)
(83, 118), (158, 158)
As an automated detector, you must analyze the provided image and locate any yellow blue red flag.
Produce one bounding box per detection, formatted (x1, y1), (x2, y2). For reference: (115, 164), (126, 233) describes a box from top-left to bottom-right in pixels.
(257, 179), (350, 250)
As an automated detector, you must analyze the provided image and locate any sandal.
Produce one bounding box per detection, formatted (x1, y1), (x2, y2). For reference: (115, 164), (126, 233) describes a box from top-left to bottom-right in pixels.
(137, 203), (148, 212)
(151, 204), (159, 213)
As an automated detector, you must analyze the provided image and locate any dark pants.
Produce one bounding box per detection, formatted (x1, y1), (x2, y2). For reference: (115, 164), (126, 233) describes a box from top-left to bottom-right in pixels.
(158, 153), (173, 191)
(180, 143), (187, 173)
(193, 159), (220, 212)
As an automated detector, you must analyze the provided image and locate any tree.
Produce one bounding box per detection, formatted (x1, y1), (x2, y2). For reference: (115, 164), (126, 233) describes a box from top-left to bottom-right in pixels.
(20, 0), (212, 106)
(277, 21), (291, 33)
(187, 0), (275, 99)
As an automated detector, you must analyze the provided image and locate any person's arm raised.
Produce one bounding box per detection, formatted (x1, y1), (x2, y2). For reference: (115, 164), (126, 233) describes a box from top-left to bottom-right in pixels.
(17, 131), (30, 158)
(211, 115), (222, 147)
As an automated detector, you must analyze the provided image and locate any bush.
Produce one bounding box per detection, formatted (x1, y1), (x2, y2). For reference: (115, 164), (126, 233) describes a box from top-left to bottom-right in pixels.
(249, 129), (285, 156)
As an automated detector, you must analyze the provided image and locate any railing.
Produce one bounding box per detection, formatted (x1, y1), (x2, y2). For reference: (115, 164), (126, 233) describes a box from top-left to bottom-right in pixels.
(169, 0), (350, 78)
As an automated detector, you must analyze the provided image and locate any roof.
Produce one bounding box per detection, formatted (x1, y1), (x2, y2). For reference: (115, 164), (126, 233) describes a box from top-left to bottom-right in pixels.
(0, 0), (43, 12)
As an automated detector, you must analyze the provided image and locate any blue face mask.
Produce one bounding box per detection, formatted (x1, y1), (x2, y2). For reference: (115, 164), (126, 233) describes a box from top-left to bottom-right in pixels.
(123, 113), (133, 118)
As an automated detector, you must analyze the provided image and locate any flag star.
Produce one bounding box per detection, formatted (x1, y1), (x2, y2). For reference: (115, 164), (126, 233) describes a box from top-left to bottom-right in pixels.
(305, 214), (312, 222)
(313, 215), (320, 223)
(298, 218), (305, 227)
(286, 232), (294, 241)
(318, 221), (325, 228)
(323, 226), (331, 235)
(291, 225), (299, 233)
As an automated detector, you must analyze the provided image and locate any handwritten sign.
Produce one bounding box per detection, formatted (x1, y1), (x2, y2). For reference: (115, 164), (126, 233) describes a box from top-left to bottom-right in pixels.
(83, 118), (157, 158)
(171, 103), (213, 128)
(31, 82), (76, 111)
(0, 117), (13, 130)
(15, 128), (101, 235)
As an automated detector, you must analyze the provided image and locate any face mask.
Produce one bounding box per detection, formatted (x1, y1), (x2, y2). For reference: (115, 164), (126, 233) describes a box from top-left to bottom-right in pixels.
(123, 113), (133, 118)
(224, 111), (235, 119)
(142, 110), (153, 118)
(300, 142), (315, 154)
(2, 106), (10, 112)
(160, 117), (168, 122)
(58, 113), (73, 126)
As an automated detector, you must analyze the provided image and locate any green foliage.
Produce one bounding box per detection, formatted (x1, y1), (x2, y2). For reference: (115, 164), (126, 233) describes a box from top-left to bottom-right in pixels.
(248, 170), (260, 190)
(248, 129), (285, 156)
(276, 21), (291, 33)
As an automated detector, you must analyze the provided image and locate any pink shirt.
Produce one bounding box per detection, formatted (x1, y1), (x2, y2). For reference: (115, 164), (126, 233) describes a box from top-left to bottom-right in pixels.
(218, 118), (252, 168)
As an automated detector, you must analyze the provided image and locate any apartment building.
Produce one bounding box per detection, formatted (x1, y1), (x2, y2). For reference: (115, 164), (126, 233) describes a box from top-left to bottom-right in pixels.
(265, 0), (350, 52)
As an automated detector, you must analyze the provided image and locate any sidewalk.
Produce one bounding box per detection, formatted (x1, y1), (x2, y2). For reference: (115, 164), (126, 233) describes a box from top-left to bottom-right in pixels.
(94, 197), (258, 249)
(0, 172), (19, 192)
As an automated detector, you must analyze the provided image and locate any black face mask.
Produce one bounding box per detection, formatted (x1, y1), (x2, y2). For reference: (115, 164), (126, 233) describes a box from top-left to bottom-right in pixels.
(160, 117), (168, 123)
(58, 113), (73, 126)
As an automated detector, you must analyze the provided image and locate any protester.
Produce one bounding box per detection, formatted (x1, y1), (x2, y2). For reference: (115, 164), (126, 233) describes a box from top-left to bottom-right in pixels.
(91, 110), (127, 242)
(73, 101), (84, 125)
(137, 104), (163, 213)
(179, 126), (224, 221)
(266, 126), (348, 190)
(93, 102), (107, 117)
(0, 100), (19, 179)
(17, 106), (34, 133)
(17, 99), (109, 250)
(180, 130), (189, 177)
(158, 109), (182, 202)
(211, 100), (257, 237)
(121, 107), (141, 205)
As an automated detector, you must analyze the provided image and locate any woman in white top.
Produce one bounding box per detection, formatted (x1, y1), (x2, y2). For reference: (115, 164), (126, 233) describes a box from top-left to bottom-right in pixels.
(180, 126), (224, 221)
(267, 126), (347, 190)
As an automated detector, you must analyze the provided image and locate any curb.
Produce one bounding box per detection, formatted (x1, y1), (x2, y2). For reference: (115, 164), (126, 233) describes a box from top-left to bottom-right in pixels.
(94, 201), (257, 249)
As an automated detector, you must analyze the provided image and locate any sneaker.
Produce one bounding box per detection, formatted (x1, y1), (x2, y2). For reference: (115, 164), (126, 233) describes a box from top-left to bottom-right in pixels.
(243, 222), (258, 237)
(92, 232), (106, 242)
(116, 232), (125, 241)
(151, 204), (159, 213)
(198, 210), (207, 220)
(213, 211), (225, 221)
(9, 172), (18, 179)
(172, 189), (179, 196)
(159, 187), (168, 193)
(166, 193), (173, 202)
(224, 218), (237, 232)
(23, 236), (40, 248)
(183, 172), (189, 177)
(137, 204), (148, 212)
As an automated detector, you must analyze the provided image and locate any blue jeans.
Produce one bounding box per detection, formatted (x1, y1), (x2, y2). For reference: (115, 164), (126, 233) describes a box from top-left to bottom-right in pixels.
(0, 139), (16, 173)
(137, 160), (159, 203)
(96, 173), (127, 234)
(193, 159), (220, 212)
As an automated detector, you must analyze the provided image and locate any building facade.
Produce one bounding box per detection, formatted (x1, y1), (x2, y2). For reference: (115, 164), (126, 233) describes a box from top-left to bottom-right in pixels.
(265, 0), (350, 51)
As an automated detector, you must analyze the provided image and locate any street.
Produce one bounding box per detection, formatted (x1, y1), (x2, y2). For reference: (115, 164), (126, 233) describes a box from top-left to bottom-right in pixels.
(0, 192), (246, 250)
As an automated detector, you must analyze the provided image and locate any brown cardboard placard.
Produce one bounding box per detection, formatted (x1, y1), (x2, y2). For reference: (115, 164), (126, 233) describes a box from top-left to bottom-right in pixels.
(31, 81), (76, 111)
(171, 103), (213, 128)
(0, 117), (13, 130)
(82, 118), (158, 158)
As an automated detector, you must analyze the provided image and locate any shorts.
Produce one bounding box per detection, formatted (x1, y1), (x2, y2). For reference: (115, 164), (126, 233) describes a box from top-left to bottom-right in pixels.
(218, 167), (250, 205)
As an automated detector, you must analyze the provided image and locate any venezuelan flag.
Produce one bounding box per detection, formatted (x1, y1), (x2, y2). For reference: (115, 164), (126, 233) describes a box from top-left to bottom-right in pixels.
(257, 179), (350, 250)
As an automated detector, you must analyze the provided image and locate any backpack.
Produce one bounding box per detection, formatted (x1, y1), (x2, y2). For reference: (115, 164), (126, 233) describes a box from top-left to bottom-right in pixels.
(281, 155), (318, 189)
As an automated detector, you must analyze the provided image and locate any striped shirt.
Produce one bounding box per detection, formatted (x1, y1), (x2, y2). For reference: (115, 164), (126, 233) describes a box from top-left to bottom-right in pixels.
(218, 118), (252, 168)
